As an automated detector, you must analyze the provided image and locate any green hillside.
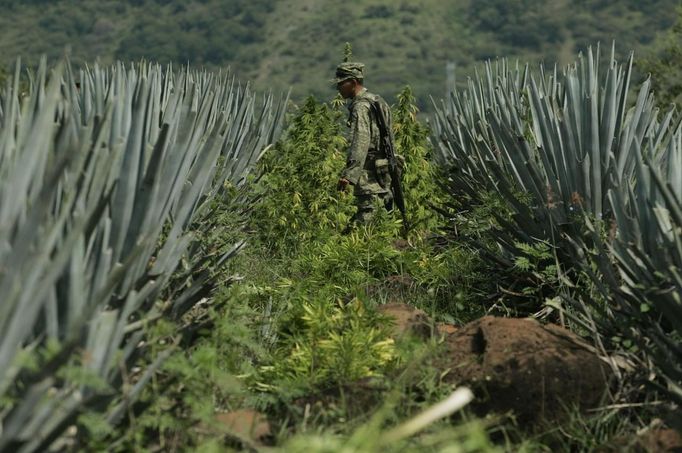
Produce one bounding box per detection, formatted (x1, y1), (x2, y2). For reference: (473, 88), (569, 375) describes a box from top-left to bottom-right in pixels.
(0, 0), (678, 105)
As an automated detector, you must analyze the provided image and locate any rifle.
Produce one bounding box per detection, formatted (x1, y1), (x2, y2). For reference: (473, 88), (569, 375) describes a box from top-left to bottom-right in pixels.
(371, 100), (409, 235)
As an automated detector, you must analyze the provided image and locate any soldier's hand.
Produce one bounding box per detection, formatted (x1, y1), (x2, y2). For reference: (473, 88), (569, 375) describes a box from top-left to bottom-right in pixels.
(337, 177), (350, 192)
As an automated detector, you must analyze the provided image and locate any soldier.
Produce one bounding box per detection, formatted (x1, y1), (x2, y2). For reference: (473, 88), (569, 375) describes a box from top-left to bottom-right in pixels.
(333, 61), (395, 229)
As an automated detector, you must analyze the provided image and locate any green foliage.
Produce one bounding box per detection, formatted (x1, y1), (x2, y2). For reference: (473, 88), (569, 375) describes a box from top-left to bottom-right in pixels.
(639, 6), (682, 109)
(220, 90), (488, 443)
(0, 0), (678, 109)
(394, 86), (447, 232)
(245, 85), (483, 324)
(275, 216), (482, 318)
(249, 97), (353, 251)
(513, 241), (560, 297)
(250, 86), (448, 247)
(260, 299), (397, 392)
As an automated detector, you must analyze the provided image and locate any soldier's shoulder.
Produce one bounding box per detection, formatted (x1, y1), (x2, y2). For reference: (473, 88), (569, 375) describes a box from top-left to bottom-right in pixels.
(372, 93), (390, 108)
(363, 92), (392, 113)
(359, 90), (381, 102)
(351, 96), (373, 114)
(353, 91), (382, 110)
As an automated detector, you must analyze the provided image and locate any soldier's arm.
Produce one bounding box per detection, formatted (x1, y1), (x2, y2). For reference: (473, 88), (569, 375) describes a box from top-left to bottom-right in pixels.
(342, 103), (371, 185)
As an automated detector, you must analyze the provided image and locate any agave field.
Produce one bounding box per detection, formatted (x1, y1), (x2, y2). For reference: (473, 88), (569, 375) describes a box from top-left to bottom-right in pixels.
(0, 59), (286, 451)
(0, 45), (680, 452)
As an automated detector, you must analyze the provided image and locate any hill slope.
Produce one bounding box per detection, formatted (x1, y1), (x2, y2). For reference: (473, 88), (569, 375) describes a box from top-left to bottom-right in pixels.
(0, 0), (677, 106)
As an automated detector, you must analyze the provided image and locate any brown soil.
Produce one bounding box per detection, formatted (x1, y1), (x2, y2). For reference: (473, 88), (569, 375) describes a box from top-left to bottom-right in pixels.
(377, 302), (432, 339)
(437, 322), (458, 336)
(215, 409), (271, 444)
(638, 428), (682, 452)
(604, 427), (682, 452)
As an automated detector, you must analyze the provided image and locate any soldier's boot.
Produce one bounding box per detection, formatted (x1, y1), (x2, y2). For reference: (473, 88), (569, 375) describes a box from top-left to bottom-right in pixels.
(383, 191), (394, 212)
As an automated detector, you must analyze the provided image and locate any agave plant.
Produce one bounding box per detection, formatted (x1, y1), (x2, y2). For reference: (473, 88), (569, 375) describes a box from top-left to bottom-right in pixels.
(434, 46), (665, 302)
(432, 46), (668, 258)
(577, 128), (682, 404)
(0, 58), (286, 452)
(432, 45), (681, 404)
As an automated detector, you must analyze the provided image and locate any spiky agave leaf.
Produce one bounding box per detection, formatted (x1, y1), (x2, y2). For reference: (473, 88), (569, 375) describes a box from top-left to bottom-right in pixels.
(0, 59), (286, 452)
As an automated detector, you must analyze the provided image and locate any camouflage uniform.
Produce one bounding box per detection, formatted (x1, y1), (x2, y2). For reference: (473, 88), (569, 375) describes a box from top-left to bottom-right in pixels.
(333, 62), (394, 225)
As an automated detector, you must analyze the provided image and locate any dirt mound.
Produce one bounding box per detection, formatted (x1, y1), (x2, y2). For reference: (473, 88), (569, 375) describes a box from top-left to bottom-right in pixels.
(437, 322), (458, 336)
(441, 316), (610, 426)
(215, 409), (271, 444)
(376, 306), (611, 427)
(605, 427), (682, 452)
(377, 303), (432, 339)
(638, 428), (682, 452)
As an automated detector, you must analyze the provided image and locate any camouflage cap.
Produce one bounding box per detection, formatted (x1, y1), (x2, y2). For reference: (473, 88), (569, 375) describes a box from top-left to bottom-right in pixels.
(331, 62), (365, 84)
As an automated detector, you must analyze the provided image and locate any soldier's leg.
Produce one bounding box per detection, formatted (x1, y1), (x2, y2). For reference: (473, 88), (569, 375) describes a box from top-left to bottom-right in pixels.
(342, 188), (393, 234)
(382, 190), (394, 211)
(374, 159), (394, 211)
(342, 194), (380, 234)
(351, 193), (379, 224)
(341, 195), (371, 234)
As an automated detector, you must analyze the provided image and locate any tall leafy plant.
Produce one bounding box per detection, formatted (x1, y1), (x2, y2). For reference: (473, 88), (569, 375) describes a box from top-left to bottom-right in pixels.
(249, 96), (353, 252)
(393, 86), (446, 233)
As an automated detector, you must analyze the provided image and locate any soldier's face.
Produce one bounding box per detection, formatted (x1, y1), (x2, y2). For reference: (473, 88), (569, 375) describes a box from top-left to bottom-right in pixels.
(337, 79), (356, 99)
